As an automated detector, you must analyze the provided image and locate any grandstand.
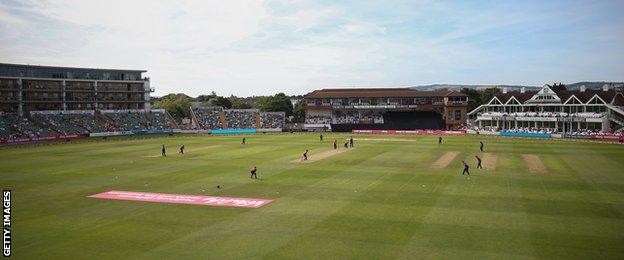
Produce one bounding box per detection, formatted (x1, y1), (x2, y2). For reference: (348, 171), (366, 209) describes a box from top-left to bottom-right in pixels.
(468, 84), (624, 134)
(259, 112), (287, 129)
(0, 63), (177, 143)
(192, 107), (224, 130)
(31, 111), (101, 135)
(190, 106), (285, 131)
(102, 110), (170, 131)
(0, 113), (55, 138)
(0, 63), (153, 115)
(303, 88), (467, 131)
(0, 109), (172, 140)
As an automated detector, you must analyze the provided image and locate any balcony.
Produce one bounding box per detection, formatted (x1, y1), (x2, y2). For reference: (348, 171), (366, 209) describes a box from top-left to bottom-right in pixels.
(446, 100), (467, 105)
(476, 112), (606, 122)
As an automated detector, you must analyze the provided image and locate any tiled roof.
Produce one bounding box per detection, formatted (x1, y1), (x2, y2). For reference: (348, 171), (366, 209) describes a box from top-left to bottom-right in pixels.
(494, 88), (616, 104)
(304, 88), (467, 98)
(553, 89), (615, 103)
(494, 91), (537, 103)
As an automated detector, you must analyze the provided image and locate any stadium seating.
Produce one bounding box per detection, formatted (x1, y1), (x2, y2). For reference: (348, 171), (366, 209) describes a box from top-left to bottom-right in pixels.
(305, 115), (331, 124)
(259, 112), (285, 129)
(103, 111), (168, 131)
(0, 110), (171, 140)
(192, 107), (287, 130)
(31, 113), (107, 135)
(142, 111), (169, 130)
(0, 114), (23, 138)
(330, 111), (443, 132)
(383, 111), (444, 129)
(0, 114), (55, 138)
(193, 107), (224, 129)
(224, 109), (258, 129)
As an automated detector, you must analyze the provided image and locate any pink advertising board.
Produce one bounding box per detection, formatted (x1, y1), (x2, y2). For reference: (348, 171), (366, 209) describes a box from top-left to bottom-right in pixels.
(88, 190), (273, 208)
(352, 129), (466, 135)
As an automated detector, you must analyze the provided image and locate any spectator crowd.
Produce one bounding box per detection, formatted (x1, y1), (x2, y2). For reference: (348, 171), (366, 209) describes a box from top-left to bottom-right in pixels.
(0, 110), (171, 139)
(478, 111), (605, 118)
(191, 108), (286, 130)
(259, 112), (285, 129)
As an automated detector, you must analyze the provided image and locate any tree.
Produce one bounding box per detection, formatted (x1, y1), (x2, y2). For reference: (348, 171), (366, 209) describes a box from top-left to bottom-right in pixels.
(459, 87), (501, 112)
(547, 82), (566, 91)
(256, 93), (294, 116)
(461, 88), (481, 111)
(209, 96), (232, 108)
(231, 99), (252, 109)
(196, 94), (215, 102)
(153, 93), (192, 118)
(292, 99), (305, 122)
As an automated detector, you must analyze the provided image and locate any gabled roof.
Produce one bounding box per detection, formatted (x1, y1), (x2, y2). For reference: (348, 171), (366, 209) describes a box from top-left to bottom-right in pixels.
(614, 93), (624, 106)
(494, 91), (537, 103)
(488, 96), (503, 105)
(563, 95), (583, 104)
(492, 88), (617, 104)
(303, 88), (467, 98)
(504, 96), (522, 105)
(586, 94), (607, 104)
(553, 89), (615, 103)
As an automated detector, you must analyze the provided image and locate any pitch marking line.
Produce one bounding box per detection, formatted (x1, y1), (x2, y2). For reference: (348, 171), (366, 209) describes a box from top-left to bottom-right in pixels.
(355, 138), (418, 142)
(522, 154), (548, 173)
(142, 145), (220, 157)
(291, 148), (355, 163)
(482, 153), (497, 171)
(186, 145), (221, 152)
(430, 151), (460, 169)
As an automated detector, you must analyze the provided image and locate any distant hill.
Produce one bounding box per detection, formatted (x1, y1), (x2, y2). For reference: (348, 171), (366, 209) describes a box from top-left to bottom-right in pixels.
(410, 84), (538, 91)
(411, 82), (623, 91)
(564, 82), (624, 90)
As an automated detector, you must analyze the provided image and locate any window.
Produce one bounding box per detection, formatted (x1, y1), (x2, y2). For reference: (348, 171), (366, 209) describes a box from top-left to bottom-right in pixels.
(454, 110), (461, 120)
(537, 95), (555, 100)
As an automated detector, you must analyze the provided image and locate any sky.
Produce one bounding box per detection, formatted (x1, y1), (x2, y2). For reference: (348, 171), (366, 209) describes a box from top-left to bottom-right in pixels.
(1, 0), (623, 97)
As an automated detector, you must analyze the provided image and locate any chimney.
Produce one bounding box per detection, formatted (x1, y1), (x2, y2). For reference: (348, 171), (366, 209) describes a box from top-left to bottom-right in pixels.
(602, 84), (609, 92)
(520, 87), (526, 93)
(502, 87), (508, 94)
(580, 85), (586, 92)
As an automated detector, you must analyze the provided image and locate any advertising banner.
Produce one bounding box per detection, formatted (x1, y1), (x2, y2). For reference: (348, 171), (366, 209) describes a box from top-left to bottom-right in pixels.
(0, 134), (82, 145)
(255, 128), (282, 132)
(591, 134), (624, 142)
(352, 130), (466, 135)
(172, 129), (211, 134)
(500, 132), (551, 138)
(211, 129), (257, 134)
(88, 190), (273, 208)
(132, 129), (173, 135)
(564, 133), (623, 142)
(563, 134), (593, 139)
(90, 129), (172, 137)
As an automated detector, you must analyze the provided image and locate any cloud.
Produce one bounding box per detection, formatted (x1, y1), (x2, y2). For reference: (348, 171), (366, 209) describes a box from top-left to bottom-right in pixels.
(0, 0), (622, 96)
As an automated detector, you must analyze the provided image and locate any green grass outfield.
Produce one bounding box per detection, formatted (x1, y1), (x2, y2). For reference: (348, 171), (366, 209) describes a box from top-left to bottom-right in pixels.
(2, 133), (624, 259)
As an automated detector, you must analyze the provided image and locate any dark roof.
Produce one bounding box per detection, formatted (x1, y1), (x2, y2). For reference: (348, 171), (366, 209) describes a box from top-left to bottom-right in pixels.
(494, 88), (617, 104)
(0, 63), (146, 72)
(494, 91), (537, 103)
(304, 88), (467, 98)
(614, 93), (624, 106)
(553, 89), (615, 103)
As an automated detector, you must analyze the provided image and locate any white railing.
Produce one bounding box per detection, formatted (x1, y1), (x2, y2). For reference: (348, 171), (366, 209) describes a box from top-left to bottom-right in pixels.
(477, 112), (605, 118)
